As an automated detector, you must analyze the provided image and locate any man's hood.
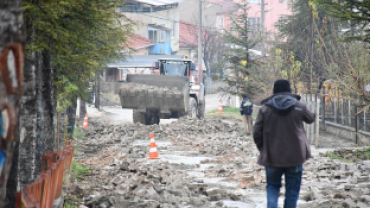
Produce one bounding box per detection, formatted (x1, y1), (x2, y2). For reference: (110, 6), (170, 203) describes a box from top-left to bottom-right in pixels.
(263, 94), (299, 115)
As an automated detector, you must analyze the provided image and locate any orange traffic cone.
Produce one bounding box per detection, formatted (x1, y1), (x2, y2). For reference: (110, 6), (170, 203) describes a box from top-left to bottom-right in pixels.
(83, 113), (88, 128)
(218, 100), (223, 113)
(147, 132), (159, 159)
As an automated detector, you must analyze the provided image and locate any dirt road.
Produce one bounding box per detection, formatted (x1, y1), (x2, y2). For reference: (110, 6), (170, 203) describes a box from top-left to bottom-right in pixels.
(68, 94), (370, 208)
(87, 94), (222, 126)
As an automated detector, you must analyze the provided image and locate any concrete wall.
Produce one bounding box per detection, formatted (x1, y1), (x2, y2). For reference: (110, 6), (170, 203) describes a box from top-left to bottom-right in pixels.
(324, 121), (370, 146)
(178, 0), (221, 28)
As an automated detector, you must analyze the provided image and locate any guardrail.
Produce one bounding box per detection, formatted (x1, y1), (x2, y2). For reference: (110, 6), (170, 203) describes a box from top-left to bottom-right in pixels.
(17, 141), (74, 208)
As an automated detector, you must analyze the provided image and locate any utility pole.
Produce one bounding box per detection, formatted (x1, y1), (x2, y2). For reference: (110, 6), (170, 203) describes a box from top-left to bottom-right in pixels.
(95, 71), (100, 109)
(260, 0), (266, 57)
(198, 0), (203, 85)
(310, 7), (314, 92)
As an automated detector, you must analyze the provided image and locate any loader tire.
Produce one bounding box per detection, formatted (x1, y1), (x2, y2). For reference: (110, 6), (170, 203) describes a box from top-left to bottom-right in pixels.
(153, 115), (160, 125)
(148, 114), (160, 125)
(133, 110), (147, 125)
(197, 100), (205, 119)
(188, 97), (197, 118)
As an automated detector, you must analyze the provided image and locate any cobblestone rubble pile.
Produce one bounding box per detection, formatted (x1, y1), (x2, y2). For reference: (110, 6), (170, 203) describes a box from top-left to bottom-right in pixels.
(69, 117), (370, 208)
(120, 83), (181, 93)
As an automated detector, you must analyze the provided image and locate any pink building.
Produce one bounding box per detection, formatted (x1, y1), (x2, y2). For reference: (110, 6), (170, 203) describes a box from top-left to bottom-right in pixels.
(245, 0), (291, 36)
(210, 0), (291, 37)
(204, 0), (237, 33)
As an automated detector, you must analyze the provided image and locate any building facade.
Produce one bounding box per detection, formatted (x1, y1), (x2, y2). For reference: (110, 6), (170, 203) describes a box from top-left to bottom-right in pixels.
(117, 0), (181, 55)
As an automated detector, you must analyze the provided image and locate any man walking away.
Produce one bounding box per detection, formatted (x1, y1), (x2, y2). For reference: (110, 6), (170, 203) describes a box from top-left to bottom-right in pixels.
(253, 80), (315, 208)
(240, 94), (253, 135)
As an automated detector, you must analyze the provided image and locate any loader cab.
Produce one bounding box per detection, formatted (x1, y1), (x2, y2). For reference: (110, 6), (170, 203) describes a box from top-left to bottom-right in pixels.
(155, 59), (196, 77)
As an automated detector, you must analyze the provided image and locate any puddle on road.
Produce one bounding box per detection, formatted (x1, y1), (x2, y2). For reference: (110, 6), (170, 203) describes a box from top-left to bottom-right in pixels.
(203, 177), (239, 188)
(133, 140), (172, 147)
(220, 200), (256, 208)
(159, 155), (213, 165)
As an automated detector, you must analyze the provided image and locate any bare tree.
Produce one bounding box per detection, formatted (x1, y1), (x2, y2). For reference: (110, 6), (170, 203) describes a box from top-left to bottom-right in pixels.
(179, 20), (220, 76)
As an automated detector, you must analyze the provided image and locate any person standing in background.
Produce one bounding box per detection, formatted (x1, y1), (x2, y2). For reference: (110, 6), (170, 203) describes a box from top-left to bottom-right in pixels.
(253, 80), (315, 208)
(240, 94), (253, 135)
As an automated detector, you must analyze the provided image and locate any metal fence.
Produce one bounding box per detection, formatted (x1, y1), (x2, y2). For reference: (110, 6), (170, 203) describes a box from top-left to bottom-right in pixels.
(17, 141), (74, 208)
(301, 89), (370, 147)
(300, 94), (320, 147)
(321, 94), (370, 131)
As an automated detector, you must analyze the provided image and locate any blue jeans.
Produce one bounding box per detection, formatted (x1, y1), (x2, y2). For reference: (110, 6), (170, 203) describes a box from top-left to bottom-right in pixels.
(265, 165), (302, 208)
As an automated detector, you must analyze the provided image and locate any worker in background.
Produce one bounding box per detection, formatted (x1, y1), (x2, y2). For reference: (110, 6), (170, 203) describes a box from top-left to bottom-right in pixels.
(253, 80), (315, 208)
(240, 94), (253, 135)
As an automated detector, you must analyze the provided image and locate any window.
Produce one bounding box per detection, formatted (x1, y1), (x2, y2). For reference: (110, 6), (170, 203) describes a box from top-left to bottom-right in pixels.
(222, 15), (224, 29)
(160, 61), (187, 76)
(279, 17), (283, 30)
(166, 31), (171, 42)
(248, 18), (255, 26)
(108, 69), (114, 75)
(148, 30), (159, 42)
(160, 30), (165, 42)
(217, 16), (221, 29)
(171, 20), (175, 38)
(248, 17), (261, 31)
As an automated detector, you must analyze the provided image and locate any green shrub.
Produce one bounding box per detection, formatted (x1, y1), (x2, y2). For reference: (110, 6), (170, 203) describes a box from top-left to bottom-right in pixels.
(70, 160), (89, 181)
(73, 127), (86, 140)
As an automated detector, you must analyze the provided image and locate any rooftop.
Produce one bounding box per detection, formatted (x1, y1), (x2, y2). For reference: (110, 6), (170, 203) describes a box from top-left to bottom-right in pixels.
(107, 55), (183, 68)
(204, 0), (237, 13)
(179, 20), (216, 48)
(148, 24), (172, 31)
(124, 35), (154, 51)
(134, 0), (182, 6)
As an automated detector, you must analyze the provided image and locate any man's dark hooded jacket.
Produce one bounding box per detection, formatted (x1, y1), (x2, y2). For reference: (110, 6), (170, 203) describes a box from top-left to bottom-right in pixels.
(253, 93), (315, 167)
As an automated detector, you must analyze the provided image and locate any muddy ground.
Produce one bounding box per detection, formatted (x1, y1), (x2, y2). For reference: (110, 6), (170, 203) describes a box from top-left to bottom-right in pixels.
(67, 95), (370, 208)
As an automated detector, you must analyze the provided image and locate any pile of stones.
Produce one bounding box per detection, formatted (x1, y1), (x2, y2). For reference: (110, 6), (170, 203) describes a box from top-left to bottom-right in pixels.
(68, 116), (370, 208)
(119, 83), (182, 94)
(325, 149), (370, 161)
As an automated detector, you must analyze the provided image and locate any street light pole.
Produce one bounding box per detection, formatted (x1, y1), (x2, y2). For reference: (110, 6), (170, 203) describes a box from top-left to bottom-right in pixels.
(198, 0), (203, 84)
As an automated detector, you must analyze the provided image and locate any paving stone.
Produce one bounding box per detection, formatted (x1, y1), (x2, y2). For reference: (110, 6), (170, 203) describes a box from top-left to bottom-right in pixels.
(360, 195), (370, 202)
(317, 200), (331, 207)
(357, 176), (369, 182)
(111, 176), (124, 185)
(242, 175), (254, 182)
(75, 184), (89, 196)
(342, 198), (357, 208)
(356, 201), (369, 208)
(209, 194), (223, 201)
(120, 162), (129, 171)
(134, 189), (146, 196)
(99, 201), (110, 208)
(206, 188), (227, 196)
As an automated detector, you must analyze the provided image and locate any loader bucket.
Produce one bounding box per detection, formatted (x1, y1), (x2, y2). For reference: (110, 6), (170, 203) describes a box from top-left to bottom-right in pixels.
(119, 74), (190, 116)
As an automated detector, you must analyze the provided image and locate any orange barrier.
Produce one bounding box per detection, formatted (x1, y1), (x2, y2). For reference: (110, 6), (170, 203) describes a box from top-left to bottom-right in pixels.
(19, 141), (74, 208)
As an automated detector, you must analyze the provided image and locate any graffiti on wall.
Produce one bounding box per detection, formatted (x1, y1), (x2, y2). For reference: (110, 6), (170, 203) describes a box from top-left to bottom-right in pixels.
(0, 43), (24, 186)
